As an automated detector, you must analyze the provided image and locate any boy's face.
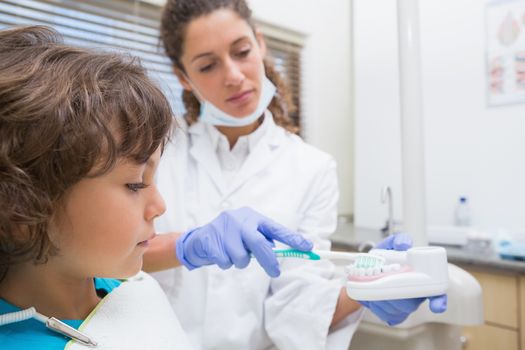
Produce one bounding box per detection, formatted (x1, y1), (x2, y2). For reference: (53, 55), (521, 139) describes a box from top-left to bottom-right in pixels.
(50, 147), (166, 279)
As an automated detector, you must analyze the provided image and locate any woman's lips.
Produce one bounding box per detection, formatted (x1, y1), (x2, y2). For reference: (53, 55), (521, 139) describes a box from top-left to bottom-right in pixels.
(226, 89), (254, 105)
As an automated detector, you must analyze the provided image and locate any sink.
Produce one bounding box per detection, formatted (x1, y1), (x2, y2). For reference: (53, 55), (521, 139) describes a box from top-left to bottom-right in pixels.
(427, 226), (469, 246)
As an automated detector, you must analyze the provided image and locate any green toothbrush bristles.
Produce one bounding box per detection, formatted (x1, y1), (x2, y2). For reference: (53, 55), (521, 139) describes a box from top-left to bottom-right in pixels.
(273, 249), (321, 260)
(354, 254), (386, 269)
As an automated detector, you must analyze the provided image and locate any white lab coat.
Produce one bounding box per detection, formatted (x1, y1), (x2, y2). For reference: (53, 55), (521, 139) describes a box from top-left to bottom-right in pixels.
(153, 112), (363, 350)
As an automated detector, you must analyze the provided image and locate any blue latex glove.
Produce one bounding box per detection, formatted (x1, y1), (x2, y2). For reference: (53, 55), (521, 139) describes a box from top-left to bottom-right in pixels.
(175, 207), (313, 277)
(359, 233), (448, 326)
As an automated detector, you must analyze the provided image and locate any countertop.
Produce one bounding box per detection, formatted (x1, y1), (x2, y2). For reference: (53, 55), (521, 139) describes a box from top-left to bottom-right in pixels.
(331, 222), (525, 274)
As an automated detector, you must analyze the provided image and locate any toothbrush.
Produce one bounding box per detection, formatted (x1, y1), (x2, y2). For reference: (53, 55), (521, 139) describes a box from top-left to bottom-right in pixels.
(272, 248), (449, 301)
(272, 249), (358, 261)
(0, 307), (97, 347)
(272, 249), (387, 268)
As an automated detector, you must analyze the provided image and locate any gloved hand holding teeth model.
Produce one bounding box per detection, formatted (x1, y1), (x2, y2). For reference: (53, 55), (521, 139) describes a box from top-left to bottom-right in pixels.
(357, 233), (448, 326)
(175, 207), (313, 278)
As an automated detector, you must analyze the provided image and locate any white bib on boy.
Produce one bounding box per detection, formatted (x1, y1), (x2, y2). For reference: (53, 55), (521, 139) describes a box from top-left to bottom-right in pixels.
(67, 272), (192, 350)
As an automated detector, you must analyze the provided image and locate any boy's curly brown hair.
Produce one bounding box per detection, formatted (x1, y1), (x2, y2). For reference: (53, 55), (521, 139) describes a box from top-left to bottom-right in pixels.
(0, 26), (174, 282)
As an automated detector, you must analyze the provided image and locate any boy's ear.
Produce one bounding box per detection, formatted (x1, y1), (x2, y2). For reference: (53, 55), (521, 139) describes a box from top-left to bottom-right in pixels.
(255, 30), (267, 58)
(173, 66), (193, 91)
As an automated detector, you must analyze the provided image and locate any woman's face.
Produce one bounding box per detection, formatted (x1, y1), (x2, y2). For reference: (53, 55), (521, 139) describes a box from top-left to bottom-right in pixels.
(50, 148), (166, 279)
(178, 8), (266, 118)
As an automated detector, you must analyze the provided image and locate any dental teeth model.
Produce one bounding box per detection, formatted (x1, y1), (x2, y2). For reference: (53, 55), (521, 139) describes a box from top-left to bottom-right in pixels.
(269, 247), (449, 301)
(345, 246), (449, 301)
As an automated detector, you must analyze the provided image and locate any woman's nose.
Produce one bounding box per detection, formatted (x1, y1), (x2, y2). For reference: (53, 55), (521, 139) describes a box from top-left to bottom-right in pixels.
(224, 59), (245, 86)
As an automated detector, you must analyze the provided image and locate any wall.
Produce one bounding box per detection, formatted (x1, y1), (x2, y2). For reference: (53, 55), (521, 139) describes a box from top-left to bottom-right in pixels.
(249, 0), (354, 216)
(354, 0), (525, 234)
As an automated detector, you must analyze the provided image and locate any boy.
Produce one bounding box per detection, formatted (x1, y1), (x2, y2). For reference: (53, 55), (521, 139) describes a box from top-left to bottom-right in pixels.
(0, 26), (191, 349)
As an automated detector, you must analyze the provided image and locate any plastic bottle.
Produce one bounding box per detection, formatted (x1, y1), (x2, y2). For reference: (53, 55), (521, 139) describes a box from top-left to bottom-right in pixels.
(454, 196), (471, 226)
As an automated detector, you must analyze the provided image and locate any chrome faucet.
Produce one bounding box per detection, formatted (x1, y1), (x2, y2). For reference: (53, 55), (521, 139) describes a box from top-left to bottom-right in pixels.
(381, 186), (395, 237)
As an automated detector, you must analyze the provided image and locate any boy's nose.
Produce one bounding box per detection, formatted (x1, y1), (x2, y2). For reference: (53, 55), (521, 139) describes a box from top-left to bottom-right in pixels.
(147, 185), (166, 221)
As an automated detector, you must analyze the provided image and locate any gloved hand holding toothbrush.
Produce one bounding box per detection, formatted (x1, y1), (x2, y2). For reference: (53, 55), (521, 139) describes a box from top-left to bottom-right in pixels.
(358, 233), (448, 326)
(175, 207), (313, 278)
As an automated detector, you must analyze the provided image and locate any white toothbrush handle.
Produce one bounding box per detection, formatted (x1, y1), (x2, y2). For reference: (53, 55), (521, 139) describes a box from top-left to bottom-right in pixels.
(316, 249), (409, 263)
(368, 248), (408, 263)
(315, 250), (361, 261)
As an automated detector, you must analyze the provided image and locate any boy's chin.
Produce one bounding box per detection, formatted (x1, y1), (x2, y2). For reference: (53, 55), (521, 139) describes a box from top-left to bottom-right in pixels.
(106, 259), (143, 280)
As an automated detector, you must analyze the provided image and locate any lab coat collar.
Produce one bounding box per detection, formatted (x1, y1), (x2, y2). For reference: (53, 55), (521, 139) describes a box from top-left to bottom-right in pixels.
(187, 110), (285, 197)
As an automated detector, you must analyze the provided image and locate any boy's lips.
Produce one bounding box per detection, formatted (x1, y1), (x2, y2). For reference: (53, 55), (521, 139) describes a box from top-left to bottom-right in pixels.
(137, 233), (156, 246)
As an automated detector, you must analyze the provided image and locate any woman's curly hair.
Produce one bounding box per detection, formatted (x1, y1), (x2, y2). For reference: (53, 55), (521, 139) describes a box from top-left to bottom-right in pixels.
(0, 26), (174, 282)
(160, 0), (298, 133)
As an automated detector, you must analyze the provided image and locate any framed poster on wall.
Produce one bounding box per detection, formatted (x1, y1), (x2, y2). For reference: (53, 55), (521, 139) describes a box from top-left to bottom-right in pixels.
(486, 0), (525, 106)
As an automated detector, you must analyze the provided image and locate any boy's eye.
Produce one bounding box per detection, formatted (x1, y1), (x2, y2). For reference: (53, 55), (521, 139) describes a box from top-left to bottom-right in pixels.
(199, 63), (215, 73)
(126, 182), (149, 192)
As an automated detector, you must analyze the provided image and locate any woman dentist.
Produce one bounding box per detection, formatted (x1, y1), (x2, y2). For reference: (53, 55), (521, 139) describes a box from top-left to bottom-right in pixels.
(144, 0), (447, 349)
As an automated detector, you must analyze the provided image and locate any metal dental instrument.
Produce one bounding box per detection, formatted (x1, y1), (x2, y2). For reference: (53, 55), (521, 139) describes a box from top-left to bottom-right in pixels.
(0, 307), (97, 347)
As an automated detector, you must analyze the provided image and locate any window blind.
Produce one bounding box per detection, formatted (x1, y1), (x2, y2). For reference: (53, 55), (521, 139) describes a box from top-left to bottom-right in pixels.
(0, 0), (303, 126)
(0, 0), (185, 116)
(265, 35), (302, 129)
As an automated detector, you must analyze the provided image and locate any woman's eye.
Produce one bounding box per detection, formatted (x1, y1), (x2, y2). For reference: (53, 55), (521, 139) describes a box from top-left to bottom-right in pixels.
(237, 49), (251, 58)
(126, 182), (149, 193)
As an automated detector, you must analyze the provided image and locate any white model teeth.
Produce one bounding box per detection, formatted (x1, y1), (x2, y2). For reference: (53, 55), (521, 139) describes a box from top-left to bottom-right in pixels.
(381, 263), (401, 273)
(346, 263), (402, 277)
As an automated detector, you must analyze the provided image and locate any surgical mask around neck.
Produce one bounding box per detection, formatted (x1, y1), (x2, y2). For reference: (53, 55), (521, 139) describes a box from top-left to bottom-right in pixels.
(185, 73), (277, 127)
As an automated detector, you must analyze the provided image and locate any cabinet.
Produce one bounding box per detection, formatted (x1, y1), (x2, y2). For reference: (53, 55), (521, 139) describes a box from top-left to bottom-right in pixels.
(463, 324), (518, 350)
(461, 267), (522, 350)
